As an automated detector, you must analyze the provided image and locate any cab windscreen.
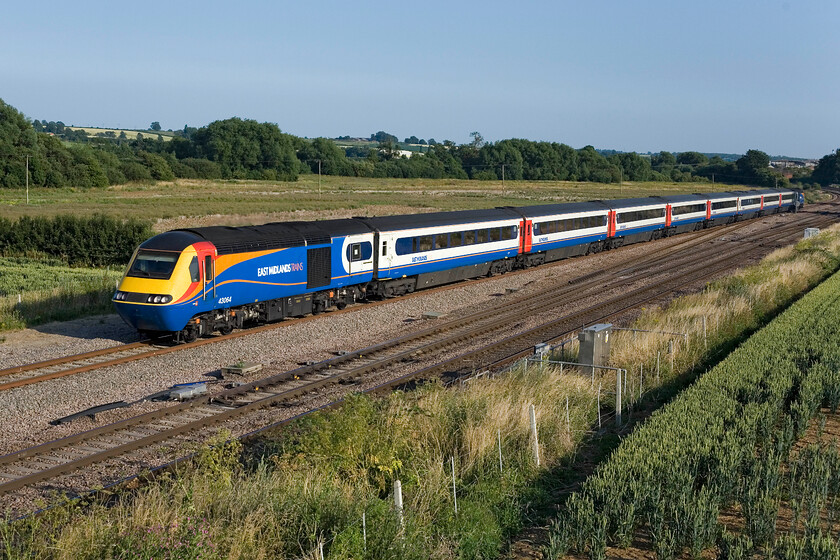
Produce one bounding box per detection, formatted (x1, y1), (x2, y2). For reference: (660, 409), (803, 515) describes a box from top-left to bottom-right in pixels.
(127, 250), (179, 279)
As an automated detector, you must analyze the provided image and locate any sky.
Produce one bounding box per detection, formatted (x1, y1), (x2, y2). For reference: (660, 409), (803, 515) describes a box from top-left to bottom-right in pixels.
(2, 1), (838, 158)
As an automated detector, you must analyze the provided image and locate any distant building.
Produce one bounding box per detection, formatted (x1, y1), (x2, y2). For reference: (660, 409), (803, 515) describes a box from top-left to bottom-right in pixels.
(770, 159), (816, 169)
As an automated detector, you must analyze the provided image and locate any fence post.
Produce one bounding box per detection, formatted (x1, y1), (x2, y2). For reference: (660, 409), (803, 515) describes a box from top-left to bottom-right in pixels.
(394, 479), (404, 528)
(640, 364), (643, 399)
(497, 428), (503, 473)
(362, 512), (367, 552)
(703, 315), (707, 349)
(616, 369), (622, 427)
(451, 456), (458, 515)
(529, 404), (540, 467)
(566, 396), (571, 434)
(597, 383), (602, 430)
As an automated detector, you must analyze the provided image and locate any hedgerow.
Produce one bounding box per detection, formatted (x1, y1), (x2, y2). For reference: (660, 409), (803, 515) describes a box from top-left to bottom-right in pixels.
(0, 214), (151, 267)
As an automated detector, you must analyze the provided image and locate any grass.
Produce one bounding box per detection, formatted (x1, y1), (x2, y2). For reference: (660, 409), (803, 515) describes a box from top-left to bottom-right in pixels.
(0, 177), (748, 229)
(3, 226), (840, 559)
(0, 257), (123, 331)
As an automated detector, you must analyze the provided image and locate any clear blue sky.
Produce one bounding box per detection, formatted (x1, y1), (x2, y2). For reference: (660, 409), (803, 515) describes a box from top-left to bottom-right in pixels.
(3, 1), (838, 158)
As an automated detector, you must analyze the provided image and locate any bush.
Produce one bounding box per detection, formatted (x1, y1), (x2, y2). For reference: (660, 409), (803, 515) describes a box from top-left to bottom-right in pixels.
(180, 158), (222, 179)
(0, 214), (152, 267)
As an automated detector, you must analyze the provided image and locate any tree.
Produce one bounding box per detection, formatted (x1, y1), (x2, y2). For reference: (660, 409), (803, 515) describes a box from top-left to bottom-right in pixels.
(651, 151), (676, 168)
(150, 121), (161, 131)
(369, 131), (398, 144)
(736, 149), (770, 176)
(676, 151), (708, 166)
(297, 137), (351, 175)
(190, 117), (299, 180)
(469, 131), (485, 149)
(811, 149), (840, 186)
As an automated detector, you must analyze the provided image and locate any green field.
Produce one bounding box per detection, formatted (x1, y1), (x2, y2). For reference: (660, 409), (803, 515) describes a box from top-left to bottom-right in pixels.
(0, 177), (744, 230)
(0, 257), (123, 330)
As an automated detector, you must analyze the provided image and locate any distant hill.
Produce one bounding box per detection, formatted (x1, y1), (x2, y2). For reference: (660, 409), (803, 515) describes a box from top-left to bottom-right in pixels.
(66, 126), (175, 141)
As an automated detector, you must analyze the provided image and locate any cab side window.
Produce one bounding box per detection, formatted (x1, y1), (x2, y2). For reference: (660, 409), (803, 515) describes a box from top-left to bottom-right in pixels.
(189, 256), (200, 283)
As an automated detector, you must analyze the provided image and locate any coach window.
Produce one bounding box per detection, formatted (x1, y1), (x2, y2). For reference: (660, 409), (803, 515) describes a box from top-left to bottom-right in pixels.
(189, 257), (200, 283)
(381, 241), (388, 256)
(464, 230), (476, 245)
(490, 228), (501, 242)
(502, 226), (515, 240)
(435, 234), (448, 250)
(419, 235), (434, 252)
(395, 237), (412, 255)
(451, 231), (463, 247)
(204, 255), (213, 282)
(477, 229), (489, 244)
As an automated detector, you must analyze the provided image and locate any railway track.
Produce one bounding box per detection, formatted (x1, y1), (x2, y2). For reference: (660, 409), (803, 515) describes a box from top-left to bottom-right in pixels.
(0, 207), (834, 496)
(0, 214), (764, 393)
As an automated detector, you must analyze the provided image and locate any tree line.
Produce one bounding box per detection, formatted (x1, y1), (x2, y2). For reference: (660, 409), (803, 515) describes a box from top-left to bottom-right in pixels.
(4, 97), (837, 190)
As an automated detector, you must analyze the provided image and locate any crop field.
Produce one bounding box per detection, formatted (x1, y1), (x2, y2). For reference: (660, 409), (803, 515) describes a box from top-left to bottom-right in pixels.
(0, 177), (744, 229)
(0, 257), (122, 330)
(65, 127), (176, 140)
(548, 253), (840, 559)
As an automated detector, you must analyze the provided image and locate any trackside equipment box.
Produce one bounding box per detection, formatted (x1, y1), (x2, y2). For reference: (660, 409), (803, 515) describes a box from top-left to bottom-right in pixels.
(578, 323), (612, 366)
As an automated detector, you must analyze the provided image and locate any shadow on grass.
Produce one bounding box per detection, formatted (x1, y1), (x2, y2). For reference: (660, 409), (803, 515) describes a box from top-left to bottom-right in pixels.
(2, 289), (139, 342)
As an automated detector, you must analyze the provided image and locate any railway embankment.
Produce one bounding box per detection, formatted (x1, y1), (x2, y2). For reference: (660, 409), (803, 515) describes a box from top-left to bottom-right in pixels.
(3, 225), (840, 559)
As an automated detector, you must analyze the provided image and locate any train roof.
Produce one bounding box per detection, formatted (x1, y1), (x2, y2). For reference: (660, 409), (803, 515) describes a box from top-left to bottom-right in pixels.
(704, 191), (740, 200)
(358, 207), (521, 231)
(507, 201), (610, 218)
(141, 218), (371, 255)
(657, 194), (707, 204)
(603, 197), (665, 209)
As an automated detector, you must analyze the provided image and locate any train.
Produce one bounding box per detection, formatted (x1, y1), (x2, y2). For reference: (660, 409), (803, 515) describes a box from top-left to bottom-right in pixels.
(113, 188), (804, 341)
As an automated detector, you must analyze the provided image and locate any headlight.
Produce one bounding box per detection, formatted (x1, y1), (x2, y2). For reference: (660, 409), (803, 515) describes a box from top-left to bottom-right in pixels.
(145, 294), (172, 304)
(114, 291), (126, 300)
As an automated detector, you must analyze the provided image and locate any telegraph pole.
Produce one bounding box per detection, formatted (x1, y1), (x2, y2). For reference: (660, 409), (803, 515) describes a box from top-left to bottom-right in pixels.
(25, 155), (29, 204)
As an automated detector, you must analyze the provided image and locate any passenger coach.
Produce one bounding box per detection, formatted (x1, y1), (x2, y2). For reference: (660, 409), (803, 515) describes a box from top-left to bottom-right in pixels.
(113, 188), (804, 339)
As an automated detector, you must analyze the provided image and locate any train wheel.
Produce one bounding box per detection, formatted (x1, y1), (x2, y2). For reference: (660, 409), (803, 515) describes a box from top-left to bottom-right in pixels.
(218, 324), (233, 336)
(336, 301), (347, 310)
(180, 328), (198, 343)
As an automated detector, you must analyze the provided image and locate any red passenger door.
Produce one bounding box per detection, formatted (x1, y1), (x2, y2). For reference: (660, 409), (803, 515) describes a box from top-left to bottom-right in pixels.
(194, 241), (217, 301)
(519, 219), (532, 253)
(607, 211), (617, 237)
(665, 205), (672, 227)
